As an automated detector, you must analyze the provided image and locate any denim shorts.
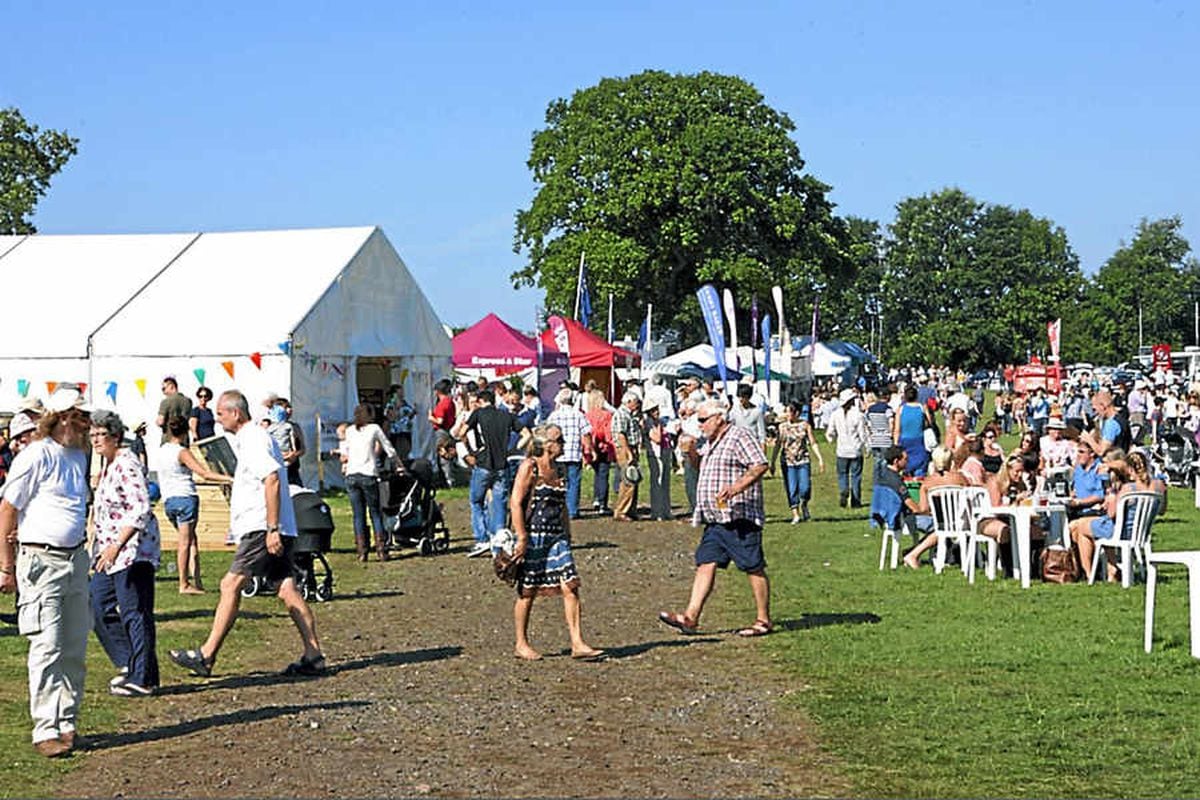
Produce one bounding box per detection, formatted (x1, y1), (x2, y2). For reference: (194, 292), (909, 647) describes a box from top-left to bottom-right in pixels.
(164, 495), (199, 527)
(695, 520), (766, 572)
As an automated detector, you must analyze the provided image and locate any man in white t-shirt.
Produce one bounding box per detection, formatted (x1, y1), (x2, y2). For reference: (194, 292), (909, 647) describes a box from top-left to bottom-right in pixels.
(169, 389), (325, 679)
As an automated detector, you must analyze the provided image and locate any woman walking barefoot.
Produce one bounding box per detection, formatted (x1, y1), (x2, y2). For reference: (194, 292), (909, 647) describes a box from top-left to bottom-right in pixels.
(508, 425), (603, 661)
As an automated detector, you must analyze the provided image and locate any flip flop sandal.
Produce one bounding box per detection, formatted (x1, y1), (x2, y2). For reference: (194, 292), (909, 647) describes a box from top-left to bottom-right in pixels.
(168, 647), (214, 677)
(282, 654), (328, 676)
(736, 620), (773, 637)
(658, 611), (699, 635)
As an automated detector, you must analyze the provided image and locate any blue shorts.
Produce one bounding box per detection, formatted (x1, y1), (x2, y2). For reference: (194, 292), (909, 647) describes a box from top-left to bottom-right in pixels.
(695, 520), (766, 572)
(164, 495), (199, 527)
(1090, 516), (1116, 540)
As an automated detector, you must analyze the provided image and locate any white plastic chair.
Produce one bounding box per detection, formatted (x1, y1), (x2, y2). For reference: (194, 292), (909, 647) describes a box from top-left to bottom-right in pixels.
(1088, 491), (1159, 588)
(877, 514), (914, 570)
(1144, 549), (1200, 659)
(928, 486), (971, 575)
(962, 487), (999, 584)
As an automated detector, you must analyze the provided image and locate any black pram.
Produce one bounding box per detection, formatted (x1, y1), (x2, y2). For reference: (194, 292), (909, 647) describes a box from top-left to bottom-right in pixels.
(379, 458), (450, 556)
(241, 487), (336, 601)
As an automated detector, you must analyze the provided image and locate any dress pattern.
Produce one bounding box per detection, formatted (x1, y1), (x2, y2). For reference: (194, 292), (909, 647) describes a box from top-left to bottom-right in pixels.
(517, 480), (580, 597)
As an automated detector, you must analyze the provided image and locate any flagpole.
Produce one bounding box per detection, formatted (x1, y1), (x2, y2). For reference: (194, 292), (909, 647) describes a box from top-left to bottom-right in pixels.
(608, 293), (616, 405)
(573, 251), (586, 320)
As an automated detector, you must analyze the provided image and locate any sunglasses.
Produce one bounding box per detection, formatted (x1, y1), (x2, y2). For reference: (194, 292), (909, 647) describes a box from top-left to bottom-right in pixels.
(698, 414), (719, 423)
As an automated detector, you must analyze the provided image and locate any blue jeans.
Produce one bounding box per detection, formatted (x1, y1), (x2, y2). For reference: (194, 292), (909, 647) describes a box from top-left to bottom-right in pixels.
(836, 456), (864, 505)
(346, 474), (388, 550)
(783, 463), (811, 508)
(592, 460), (610, 508)
(90, 561), (159, 688)
(561, 461), (583, 518)
(871, 447), (888, 483)
(469, 466), (510, 544)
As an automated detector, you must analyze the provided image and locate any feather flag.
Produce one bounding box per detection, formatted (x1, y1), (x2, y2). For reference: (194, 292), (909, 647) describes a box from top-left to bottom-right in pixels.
(750, 295), (759, 349)
(722, 288), (739, 375)
(696, 285), (728, 391)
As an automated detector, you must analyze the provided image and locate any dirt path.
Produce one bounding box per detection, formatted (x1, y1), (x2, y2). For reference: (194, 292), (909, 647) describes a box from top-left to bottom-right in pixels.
(60, 500), (848, 798)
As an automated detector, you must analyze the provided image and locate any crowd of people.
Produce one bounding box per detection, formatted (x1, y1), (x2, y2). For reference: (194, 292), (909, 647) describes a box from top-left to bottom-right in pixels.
(0, 357), (1186, 760)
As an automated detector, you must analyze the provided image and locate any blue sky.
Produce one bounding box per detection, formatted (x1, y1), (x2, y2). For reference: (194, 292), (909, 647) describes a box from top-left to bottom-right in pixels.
(3, 1), (1197, 332)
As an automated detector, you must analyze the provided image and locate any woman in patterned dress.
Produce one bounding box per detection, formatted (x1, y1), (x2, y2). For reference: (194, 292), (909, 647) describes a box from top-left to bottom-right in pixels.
(88, 410), (162, 696)
(508, 424), (604, 662)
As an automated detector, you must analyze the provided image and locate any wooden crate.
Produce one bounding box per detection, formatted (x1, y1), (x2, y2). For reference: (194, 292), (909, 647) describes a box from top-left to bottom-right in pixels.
(155, 479), (233, 552)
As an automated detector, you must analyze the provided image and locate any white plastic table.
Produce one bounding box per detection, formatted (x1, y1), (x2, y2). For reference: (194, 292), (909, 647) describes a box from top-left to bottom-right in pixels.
(982, 502), (1067, 589)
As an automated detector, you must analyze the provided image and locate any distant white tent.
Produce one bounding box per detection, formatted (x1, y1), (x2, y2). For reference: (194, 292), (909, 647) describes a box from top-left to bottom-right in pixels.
(0, 226), (451, 487)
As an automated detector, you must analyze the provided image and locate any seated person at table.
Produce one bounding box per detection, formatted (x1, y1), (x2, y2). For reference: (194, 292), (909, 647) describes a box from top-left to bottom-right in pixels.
(1015, 430), (1041, 472)
(1066, 442), (1106, 520)
(957, 437), (987, 486)
(876, 445), (925, 532)
(980, 423), (1005, 474)
(976, 454), (1039, 548)
(1039, 417), (1075, 470)
(903, 446), (970, 569)
(1069, 449), (1155, 583)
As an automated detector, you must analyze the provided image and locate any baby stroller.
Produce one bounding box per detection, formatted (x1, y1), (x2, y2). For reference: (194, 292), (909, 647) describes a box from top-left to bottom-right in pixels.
(1154, 424), (1197, 488)
(379, 458), (450, 556)
(241, 487), (336, 601)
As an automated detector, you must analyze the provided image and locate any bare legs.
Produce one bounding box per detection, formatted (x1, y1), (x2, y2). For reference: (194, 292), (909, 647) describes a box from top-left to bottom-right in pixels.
(176, 520), (204, 593)
(199, 573), (322, 666)
(676, 562), (770, 627)
(513, 584), (601, 660)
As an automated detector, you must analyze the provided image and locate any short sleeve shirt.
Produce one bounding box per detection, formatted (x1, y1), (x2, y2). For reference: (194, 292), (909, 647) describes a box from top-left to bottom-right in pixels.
(2, 438), (89, 547)
(91, 448), (160, 573)
(612, 406), (640, 451)
(694, 424), (767, 527)
(432, 396), (456, 431)
(229, 424), (297, 541)
(546, 406), (593, 463)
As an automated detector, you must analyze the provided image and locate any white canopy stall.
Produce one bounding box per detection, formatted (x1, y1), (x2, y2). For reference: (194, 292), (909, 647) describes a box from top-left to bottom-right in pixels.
(0, 227), (451, 487)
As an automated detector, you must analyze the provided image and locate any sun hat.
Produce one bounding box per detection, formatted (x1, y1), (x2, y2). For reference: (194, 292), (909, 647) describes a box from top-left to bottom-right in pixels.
(839, 388), (857, 405)
(45, 383), (91, 413)
(8, 412), (36, 438)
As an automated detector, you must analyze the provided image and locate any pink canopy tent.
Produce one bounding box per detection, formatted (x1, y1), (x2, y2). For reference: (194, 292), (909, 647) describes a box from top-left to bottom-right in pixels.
(452, 313), (568, 374)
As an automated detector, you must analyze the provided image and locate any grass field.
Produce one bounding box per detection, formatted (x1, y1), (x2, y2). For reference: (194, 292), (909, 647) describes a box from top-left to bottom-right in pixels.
(3, 421), (1199, 797)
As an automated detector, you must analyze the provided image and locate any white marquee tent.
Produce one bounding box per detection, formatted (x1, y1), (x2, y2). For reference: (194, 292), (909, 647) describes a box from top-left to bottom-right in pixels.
(0, 226), (451, 487)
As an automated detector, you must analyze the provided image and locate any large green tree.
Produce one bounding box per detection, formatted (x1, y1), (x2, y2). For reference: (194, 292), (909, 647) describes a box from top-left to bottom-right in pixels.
(1071, 216), (1200, 364)
(513, 70), (852, 341)
(881, 188), (1083, 367)
(0, 107), (78, 234)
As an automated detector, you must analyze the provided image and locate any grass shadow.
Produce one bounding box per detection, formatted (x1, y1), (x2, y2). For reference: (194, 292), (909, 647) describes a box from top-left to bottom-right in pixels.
(333, 589), (406, 602)
(80, 699), (371, 751)
(156, 608), (272, 623)
(156, 646), (463, 696)
(774, 612), (883, 631)
(590, 636), (723, 660)
(572, 541), (619, 551)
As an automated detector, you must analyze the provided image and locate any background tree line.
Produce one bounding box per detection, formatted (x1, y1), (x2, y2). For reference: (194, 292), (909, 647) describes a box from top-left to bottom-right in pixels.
(514, 70), (1199, 369)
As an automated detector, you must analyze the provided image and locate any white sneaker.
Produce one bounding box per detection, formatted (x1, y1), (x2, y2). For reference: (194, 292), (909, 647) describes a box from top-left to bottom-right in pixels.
(466, 542), (491, 558)
(109, 667), (129, 688)
(110, 681), (153, 697)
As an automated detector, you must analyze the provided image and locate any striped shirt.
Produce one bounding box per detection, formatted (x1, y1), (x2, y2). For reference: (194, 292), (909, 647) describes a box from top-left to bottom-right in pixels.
(865, 401), (894, 449)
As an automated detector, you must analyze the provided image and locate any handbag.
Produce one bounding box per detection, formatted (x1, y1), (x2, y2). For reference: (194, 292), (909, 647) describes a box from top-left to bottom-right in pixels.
(1041, 546), (1080, 584)
(922, 426), (938, 451)
(493, 549), (522, 585)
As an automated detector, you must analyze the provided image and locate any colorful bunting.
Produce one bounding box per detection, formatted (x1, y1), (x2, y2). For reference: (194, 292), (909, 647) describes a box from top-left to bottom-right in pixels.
(193, 368), (206, 386)
(250, 352), (262, 370)
(77, 382), (87, 396)
(330, 364), (343, 377)
(134, 379), (147, 397)
(105, 382), (118, 403)
(277, 341), (291, 355)
(222, 361), (235, 379)
(17, 379), (29, 398)
(46, 381), (58, 396)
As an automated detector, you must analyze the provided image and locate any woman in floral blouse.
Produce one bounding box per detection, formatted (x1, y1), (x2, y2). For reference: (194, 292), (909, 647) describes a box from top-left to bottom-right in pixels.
(89, 410), (161, 697)
(774, 402), (824, 523)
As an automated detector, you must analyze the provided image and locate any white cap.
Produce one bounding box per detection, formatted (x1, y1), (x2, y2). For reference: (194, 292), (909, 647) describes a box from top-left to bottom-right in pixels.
(45, 383), (90, 413)
(8, 412), (36, 438)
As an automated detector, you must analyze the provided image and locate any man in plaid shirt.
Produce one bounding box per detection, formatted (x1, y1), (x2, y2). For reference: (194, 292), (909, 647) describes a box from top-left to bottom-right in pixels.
(546, 389), (594, 519)
(658, 399), (771, 637)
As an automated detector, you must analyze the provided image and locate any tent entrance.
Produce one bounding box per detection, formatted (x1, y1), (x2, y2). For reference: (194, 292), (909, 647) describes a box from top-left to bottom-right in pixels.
(356, 358), (393, 423)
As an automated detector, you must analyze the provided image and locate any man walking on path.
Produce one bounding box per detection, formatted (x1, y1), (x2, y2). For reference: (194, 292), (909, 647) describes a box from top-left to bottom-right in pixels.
(169, 390), (325, 678)
(454, 388), (526, 557)
(658, 399), (771, 637)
